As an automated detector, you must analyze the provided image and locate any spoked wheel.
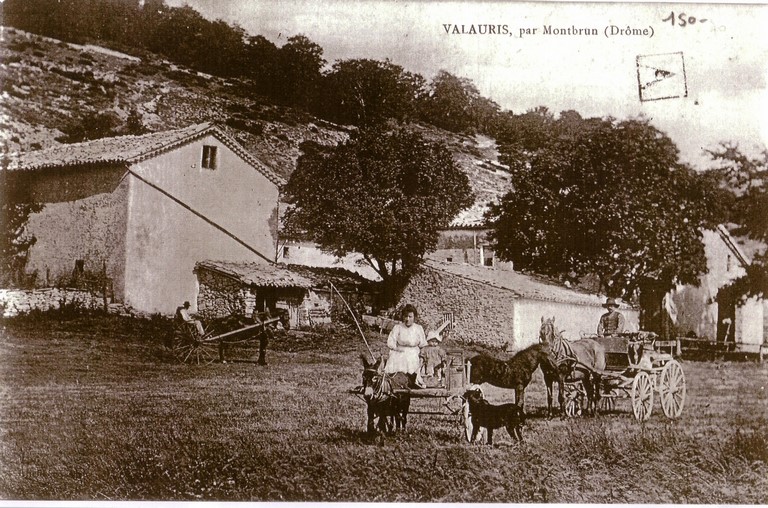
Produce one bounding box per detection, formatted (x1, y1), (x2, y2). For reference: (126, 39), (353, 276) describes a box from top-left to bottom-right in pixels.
(564, 385), (584, 417)
(565, 398), (581, 418)
(659, 360), (686, 419)
(631, 371), (654, 421)
(172, 325), (218, 365)
(598, 395), (616, 413)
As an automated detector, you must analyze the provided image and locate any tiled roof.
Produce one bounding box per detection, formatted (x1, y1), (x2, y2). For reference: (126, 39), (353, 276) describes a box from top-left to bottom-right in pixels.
(424, 259), (624, 308)
(195, 260), (373, 290)
(6, 123), (285, 186)
(449, 203), (489, 228)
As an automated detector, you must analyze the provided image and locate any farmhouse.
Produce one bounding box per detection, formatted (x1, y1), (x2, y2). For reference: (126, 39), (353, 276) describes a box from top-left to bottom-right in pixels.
(6, 123), (284, 315)
(194, 260), (375, 328)
(664, 225), (766, 354)
(398, 259), (639, 351)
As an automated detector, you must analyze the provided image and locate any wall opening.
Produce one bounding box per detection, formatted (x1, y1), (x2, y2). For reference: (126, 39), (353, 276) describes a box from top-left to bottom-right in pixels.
(202, 145), (218, 170)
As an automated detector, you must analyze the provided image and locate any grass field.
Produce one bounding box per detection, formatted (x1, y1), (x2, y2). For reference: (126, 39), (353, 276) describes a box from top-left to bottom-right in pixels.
(0, 312), (766, 502)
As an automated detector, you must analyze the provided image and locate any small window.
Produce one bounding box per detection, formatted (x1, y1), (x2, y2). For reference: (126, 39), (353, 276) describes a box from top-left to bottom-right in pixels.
(484, 257), (493, 266)
(446, 257), (453, 262)
(202, 145), (217, 170)
(283, 246), (290, 259)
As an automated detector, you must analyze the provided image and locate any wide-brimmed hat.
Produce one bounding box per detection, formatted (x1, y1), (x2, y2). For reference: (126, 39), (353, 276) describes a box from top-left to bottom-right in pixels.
(603, 297), (620, 309)
(426, 330), (442, 342)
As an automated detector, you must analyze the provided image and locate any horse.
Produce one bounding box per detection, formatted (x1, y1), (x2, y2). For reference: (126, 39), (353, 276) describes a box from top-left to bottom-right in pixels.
(360, 356), (412, 434)
(468, 342), (556, 414)
(538, 316), (606, 416)
(207, 309), (291, 365)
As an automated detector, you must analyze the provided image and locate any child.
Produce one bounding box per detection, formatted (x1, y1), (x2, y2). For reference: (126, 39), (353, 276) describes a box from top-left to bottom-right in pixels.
(420, 330), (448, 387)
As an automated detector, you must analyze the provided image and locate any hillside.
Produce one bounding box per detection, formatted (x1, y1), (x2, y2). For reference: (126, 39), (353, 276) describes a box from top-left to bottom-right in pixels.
(0, 26), (510, 224)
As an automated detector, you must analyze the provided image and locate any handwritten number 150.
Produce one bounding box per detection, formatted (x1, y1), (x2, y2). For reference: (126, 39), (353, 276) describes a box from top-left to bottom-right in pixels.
(662, 12), (708, 27)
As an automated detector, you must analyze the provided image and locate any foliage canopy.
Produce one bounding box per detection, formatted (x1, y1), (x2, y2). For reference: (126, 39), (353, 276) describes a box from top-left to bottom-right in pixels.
(282, 129), (473, 287)
(487, 111), (728, 298)
(706, 144), (768, 298)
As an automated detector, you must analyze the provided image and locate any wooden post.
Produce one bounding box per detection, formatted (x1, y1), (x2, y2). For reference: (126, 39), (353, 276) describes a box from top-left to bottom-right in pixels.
(102, 260), (108, 313)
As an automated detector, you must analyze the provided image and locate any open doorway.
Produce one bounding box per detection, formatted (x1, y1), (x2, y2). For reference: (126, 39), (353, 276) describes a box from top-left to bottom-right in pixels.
(717, 285), (736, 348)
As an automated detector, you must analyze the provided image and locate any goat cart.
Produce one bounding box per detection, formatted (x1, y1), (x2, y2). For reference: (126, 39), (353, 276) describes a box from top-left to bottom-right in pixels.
(168, 310), (289, 365)
(398, 347), (475, 432)
(353, 347), (481, 440)
(562, 332), (686, 421)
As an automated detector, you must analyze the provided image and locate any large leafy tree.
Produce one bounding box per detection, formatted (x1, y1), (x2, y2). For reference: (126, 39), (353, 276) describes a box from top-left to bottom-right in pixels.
(320, 59), (425, 126)
(275, 35), (326, 109)
(706, 144), (768, 297)
(283, 129), (473, 296)
(419, 71), (490, 134)
(487, 112), (727, 298)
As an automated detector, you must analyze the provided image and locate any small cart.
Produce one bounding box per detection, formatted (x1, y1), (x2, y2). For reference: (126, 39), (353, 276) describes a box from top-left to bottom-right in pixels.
(169, 310), (289, 365)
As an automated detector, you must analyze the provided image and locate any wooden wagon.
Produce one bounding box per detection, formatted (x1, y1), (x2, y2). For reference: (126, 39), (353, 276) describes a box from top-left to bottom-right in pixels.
(169, 310), (289, 365)
(563, 332), (686, 421)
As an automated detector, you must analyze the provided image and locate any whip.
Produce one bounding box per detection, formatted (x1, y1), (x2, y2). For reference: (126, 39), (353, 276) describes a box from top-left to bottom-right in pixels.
(329, 281), (376, 363)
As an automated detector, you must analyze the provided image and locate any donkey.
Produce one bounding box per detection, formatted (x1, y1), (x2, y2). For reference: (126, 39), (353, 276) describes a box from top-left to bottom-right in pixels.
(360, 356), (411, 434)
(468, 342), (556, 414)
(539, 316), (606, 416)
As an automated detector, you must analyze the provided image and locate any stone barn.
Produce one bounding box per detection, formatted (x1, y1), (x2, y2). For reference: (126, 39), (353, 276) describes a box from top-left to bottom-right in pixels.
(194, 260), (376, 328)
(6, 123), (283, 315)
(398, 260), (639, 351)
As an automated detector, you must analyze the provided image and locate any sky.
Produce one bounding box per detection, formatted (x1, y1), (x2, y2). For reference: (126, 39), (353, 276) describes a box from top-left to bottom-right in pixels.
(166, 0), (768, 170)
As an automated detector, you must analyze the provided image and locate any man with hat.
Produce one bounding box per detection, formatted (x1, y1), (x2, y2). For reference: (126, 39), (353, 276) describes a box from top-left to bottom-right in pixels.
(597, 297), (625, 336)
(175, 301), (205, 336)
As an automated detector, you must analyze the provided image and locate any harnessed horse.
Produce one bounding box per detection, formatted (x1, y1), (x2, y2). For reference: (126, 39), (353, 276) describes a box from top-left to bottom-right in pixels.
(539, 316), (606, 416)
(360, 356), (411, 434)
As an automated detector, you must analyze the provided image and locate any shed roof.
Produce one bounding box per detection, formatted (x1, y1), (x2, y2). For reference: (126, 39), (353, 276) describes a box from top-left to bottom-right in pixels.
(424, 259), (624, 308)
(6, 122), (285, 186)
(195, 260), (373, 291)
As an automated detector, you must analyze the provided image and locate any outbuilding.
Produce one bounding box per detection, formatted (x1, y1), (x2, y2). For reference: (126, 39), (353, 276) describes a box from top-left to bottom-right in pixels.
(6, 123), (283, 314)
(194, 260), (376, 328)
(398, 259), (639, 351)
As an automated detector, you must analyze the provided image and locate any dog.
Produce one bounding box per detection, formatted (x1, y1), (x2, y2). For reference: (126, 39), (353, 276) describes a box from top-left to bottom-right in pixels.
(462, 386), (525, 445)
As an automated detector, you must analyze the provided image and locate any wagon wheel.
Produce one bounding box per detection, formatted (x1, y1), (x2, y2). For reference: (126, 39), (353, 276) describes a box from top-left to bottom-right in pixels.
(564, 384), (584, 417)
(598, 394), (616, 413)
(172, 325), (218, 365)
(631, 371), (654, 421)
(565, 398), (581, 418)
(658, 360), (686, 419)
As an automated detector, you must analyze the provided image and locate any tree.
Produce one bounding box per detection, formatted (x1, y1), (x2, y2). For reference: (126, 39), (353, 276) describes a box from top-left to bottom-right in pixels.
(0, 157), (43, 286)
(706, 143), (768, 298)
(282, 129), (474, 300)
(419, 71), (484, 134)
(276, 35), (325, 109)
(320, 58), (425, 126)
(487, 114), (727, 298)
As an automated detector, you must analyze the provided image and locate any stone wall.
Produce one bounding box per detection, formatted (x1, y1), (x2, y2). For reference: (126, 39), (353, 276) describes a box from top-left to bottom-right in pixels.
(24, 172), (129, 301)
(398, 267), (516, 348)
(0, 288), (108, 318)
(196, 269), (256, 320)
(399, 266), (640, 350)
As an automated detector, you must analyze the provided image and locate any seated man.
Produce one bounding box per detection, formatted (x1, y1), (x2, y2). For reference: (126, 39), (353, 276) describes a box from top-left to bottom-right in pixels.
(597, 297), (625, 336)
(175, 301), (205, 336)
